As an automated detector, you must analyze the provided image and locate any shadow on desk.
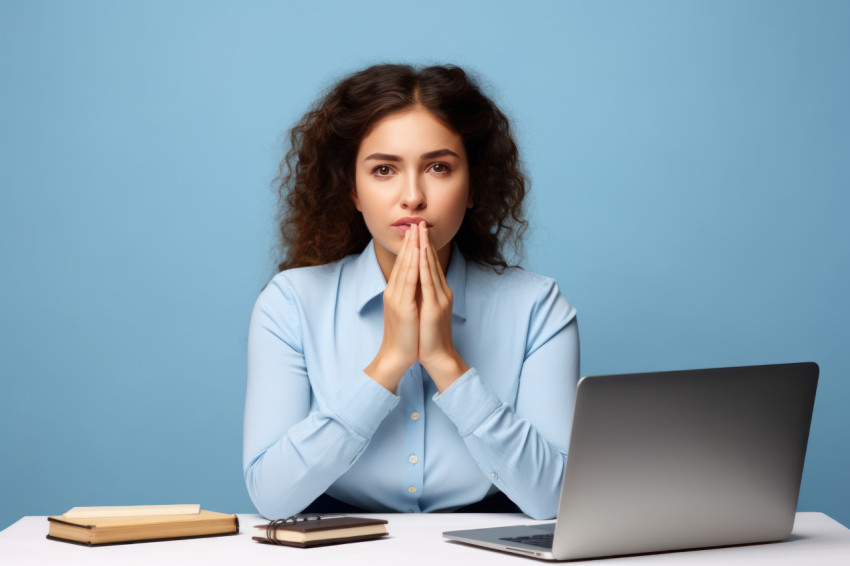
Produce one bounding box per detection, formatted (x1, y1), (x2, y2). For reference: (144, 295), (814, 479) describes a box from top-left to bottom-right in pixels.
(304, 491), (521, 514)
(444, 531), (811, 562)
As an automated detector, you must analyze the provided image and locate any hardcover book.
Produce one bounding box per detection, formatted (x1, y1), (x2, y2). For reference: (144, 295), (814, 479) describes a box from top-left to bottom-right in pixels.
(47, 507), (239, 546)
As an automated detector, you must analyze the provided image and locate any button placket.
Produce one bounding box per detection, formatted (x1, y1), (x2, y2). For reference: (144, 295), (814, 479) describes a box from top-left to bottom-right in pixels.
(401, 363), (426, 510)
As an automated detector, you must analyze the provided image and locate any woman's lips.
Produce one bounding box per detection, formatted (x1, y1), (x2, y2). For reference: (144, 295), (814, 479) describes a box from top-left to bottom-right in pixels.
(392, 217), (432, 232)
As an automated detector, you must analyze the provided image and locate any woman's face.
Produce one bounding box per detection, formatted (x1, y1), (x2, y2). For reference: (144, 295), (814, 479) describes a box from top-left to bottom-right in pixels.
(353, 106), (472, 277)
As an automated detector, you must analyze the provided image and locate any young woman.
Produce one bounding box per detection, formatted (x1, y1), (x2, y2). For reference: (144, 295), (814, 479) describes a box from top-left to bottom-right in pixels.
(244, 64), (579, 520)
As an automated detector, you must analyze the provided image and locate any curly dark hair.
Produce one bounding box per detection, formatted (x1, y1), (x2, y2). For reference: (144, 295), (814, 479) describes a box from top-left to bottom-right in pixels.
(275, 63), (528, 272)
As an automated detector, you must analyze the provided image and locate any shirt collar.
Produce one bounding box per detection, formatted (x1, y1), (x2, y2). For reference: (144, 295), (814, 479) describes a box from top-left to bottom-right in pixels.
(352, 240), (468, 321)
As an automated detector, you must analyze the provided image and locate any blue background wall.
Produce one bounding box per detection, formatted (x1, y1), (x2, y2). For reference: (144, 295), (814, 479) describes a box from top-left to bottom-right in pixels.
(1, 0), (847, 531)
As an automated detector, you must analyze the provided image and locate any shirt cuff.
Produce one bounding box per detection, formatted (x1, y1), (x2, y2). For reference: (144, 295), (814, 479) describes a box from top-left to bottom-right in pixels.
(433, 368), (502, 437)
(331, 372), (400, 439)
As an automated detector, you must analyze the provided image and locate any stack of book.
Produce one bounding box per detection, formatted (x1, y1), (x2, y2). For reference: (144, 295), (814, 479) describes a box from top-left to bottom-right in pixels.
(47, 504), (239, 546)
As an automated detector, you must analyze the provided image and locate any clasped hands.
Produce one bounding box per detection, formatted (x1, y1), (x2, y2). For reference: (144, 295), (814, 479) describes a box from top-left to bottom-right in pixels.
(365, 222), (469, 394)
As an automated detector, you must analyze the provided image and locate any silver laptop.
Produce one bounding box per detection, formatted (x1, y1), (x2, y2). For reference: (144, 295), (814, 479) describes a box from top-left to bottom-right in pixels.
(443, 362), (818, 560)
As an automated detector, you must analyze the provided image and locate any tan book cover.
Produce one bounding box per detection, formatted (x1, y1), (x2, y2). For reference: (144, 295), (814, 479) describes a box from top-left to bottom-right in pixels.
(47, 509), (239, 546)
(63, 504), (201, 518)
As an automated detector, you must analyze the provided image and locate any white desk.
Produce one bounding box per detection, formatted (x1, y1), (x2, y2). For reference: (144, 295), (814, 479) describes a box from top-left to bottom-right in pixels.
(1, 512), (849, 565)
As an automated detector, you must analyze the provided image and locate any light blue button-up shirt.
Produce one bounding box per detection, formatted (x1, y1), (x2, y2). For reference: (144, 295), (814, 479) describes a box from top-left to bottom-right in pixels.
(244, 241), (579, 520)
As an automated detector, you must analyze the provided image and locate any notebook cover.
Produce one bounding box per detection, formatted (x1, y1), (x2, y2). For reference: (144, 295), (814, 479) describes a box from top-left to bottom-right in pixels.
(253, 516), (388, 533)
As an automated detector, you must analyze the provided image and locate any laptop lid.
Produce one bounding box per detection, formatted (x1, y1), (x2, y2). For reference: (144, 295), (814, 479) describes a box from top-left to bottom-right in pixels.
(552, 362), (818, 559)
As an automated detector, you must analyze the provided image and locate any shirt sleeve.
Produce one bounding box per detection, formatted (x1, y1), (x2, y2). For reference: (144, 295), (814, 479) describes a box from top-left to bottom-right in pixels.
(433, 278), (579, 519)
(243, 277), (399, 519)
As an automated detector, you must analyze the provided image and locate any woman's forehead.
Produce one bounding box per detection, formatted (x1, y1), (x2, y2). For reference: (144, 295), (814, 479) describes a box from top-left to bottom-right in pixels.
(358, 107), (465, 159)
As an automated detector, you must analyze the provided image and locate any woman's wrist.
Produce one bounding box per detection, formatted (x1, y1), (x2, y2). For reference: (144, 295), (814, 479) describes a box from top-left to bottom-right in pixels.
(364, 351), (410, 394)
(422, 351), (469, 393)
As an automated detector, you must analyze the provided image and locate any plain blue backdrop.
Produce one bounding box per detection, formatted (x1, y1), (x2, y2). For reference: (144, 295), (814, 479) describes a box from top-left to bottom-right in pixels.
(1, 0), (848, 531)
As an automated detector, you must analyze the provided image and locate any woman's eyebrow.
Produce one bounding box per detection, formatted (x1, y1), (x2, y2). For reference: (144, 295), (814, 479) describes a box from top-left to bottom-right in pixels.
(364, 152), (401, 162)
(421, 149), (460, 160)
(363, 149), (460, 162)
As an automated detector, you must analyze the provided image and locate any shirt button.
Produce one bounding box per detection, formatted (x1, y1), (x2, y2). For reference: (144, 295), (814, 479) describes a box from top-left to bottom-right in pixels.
(491, 472), (499, 480)
(409, 455), (419, 464)
(411, 411), (420, 421)
(408, 486), (417, 494)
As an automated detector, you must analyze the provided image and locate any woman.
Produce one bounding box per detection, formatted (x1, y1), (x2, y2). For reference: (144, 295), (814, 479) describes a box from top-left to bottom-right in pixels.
(244, 64), (579, 520)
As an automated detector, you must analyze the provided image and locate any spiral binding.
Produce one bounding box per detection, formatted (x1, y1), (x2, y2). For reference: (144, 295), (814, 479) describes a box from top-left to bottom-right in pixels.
(265, 514), (322, 545)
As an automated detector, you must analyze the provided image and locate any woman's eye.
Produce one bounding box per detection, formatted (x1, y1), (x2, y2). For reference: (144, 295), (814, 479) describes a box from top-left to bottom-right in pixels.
(430, 163), (450, 174)
(373, 165), (393, 177)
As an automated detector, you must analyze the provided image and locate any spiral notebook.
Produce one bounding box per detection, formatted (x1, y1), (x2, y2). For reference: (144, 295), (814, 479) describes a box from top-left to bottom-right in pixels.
(253, 514), (389, 548)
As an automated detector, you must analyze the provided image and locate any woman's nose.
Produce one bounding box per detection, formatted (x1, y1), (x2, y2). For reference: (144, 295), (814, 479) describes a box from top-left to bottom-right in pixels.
(400, 174), (426, 210)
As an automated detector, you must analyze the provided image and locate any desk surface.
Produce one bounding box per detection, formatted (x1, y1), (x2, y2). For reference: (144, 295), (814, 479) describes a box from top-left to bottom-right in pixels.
(1, 512), (849, 565)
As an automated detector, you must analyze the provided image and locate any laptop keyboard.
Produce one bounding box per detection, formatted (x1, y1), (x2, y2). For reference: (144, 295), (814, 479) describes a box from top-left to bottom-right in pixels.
(500, 533), (554, 549)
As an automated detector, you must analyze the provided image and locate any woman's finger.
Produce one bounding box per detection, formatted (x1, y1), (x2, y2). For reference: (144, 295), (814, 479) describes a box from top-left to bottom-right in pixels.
(424, 225), (450, 298)
(419, 223), (439, 305)
(400, 223), (420, 302)
(386, 227), (410, 297)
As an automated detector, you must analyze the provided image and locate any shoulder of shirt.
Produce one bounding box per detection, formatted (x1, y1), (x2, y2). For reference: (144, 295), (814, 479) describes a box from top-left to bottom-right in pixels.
(465, 261), (576, 317)
(465, 261), (558, 294)
(259, 256), (353, 304)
